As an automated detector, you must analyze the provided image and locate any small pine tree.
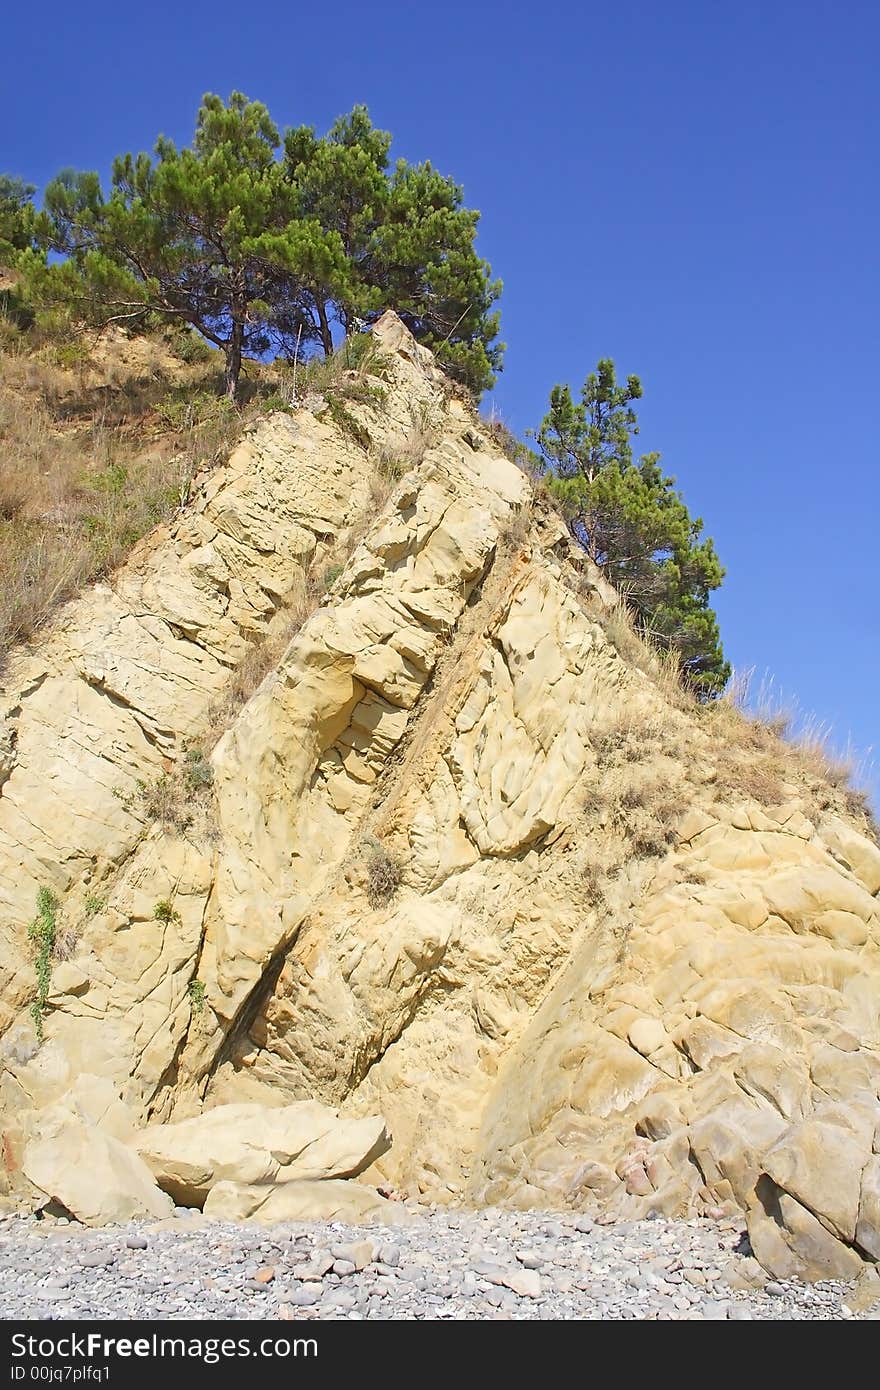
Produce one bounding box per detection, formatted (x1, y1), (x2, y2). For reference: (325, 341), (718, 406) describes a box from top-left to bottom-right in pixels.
(536, 361), (730, 696)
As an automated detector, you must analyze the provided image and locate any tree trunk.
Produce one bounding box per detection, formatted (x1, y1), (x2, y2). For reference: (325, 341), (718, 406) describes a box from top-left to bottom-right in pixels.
(224, 318), (243, 402)
(316, 298), (333, 358)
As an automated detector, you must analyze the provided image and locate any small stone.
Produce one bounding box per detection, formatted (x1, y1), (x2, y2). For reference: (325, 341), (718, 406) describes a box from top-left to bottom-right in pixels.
(291, 1286), (321, 1307)
(515, 1249), (543, 1270)
(501, 1268), (542, 1299)
(254, 1266), (275, 1285)
(332, 1240), (375, 1271)
(765, 1281), (785, 1297)
(125, 1236), (148, 1251)
(332, 1259), (356, 1277)
(80, 1251), (116, 1269)
(300, 1250), (334, 1280)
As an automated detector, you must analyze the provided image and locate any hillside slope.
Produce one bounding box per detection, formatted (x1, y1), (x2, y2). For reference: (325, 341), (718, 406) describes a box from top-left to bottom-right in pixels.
(1, 313), (878, 1282)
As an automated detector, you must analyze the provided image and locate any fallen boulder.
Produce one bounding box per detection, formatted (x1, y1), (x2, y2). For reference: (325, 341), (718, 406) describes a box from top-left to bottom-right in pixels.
(202, 1177), (405, 1224)
(136, 1101), (390, 1206)
(23, 1108), (173, 1226)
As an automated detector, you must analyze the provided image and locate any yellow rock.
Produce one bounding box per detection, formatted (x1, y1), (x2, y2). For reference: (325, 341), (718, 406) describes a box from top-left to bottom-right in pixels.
(136, 1101), (390, 1206)
(202, 1178), (403, 1224)
(1, 312), (879, 1286)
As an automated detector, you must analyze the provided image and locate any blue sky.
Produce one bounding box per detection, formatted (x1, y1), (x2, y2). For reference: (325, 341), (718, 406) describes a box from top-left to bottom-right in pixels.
(5, 0), (878, 799)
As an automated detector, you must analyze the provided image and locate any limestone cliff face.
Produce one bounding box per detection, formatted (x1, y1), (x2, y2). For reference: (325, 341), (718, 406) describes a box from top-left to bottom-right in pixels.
(1, 314), (879, 1279)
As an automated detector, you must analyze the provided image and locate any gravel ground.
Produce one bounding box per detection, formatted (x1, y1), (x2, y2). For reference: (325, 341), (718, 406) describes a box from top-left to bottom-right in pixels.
(0, 1207), (874, 1321)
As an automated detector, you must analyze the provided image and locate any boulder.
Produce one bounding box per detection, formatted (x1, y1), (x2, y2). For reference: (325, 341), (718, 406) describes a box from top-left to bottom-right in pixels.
(136, 1101), (390, 1206)
(202, 1178), (404, 1224)
(23, 1108), (173, 1226)
(856, 1156), (880, 1260)
(746, 1175), (864, 1282)
(761, 1109), (872, 1241)
(820, 815), (880, 894)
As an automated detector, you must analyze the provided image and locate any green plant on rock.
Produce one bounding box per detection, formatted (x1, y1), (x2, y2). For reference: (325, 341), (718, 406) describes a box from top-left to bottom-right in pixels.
(320, 396), (373, 450)
(153, 898), (181, 924)
(182, 743), (214, 792)
(27, 886), (58, 1041)
(188, 979), (206, 1013)
(83, 893), (106, 918)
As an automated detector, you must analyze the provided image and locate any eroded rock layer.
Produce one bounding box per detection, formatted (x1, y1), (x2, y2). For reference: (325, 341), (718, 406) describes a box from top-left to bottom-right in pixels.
(1, 314), (878, 1278)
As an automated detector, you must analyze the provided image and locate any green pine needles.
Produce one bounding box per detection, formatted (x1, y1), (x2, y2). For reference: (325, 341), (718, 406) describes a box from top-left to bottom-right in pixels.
(535, 360), (730, 697)
(27, 886), (58, 1041)
(18, 93), (502, 402)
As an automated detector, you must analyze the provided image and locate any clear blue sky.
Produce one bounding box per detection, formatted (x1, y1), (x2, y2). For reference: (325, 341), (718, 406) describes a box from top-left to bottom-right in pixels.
(5, 1), (878, 799)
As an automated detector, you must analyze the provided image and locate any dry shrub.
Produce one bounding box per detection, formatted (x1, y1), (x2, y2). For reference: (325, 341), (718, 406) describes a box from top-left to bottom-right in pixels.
(363, 839), (402, 908)
(590, 717), (685, 860)
(499, 504), (533, 552)
(53, 925), (80, 962)
(126, 742), (216, 838)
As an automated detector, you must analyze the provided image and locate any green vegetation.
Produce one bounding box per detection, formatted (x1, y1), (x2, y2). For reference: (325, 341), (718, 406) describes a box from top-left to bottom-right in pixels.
(535, 360), (729, 696)
(20, 93), (501, 402)
(0, 176), (37, 267)
(120, 741), (214, 836)
(188, 979), (206, 1013)
(181, 743), (214, 792)
(27, 886), (58, 1040)
(153, 899), (181, 925)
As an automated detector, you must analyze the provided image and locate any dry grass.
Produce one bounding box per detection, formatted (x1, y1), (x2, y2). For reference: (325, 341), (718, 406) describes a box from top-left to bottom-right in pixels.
(206, 571), (333, 735)
(598, 595), (691, 711)
(0, 312), (348, 670)
(589, 715), (688, 860)
(0, 325), (252, 669)
(707, 667), (876, 828)
(363, 838), (403, 908)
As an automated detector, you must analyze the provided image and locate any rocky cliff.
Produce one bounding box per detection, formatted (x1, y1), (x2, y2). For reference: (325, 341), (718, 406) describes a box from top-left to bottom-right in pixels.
(1, 313), (878, 1281)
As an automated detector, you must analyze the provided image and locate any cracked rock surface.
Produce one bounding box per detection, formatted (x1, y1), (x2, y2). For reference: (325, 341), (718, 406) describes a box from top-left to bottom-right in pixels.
(1, 313), (879, 1287)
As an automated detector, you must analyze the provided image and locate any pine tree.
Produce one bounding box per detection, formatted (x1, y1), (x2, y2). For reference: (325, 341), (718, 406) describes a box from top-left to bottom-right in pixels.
(34, 94), (343, 400)
(283, 105), (503, 393)
(30, 94), (503, 400)
(536, 362), (730, 695)
(0, 176), (37, 266)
